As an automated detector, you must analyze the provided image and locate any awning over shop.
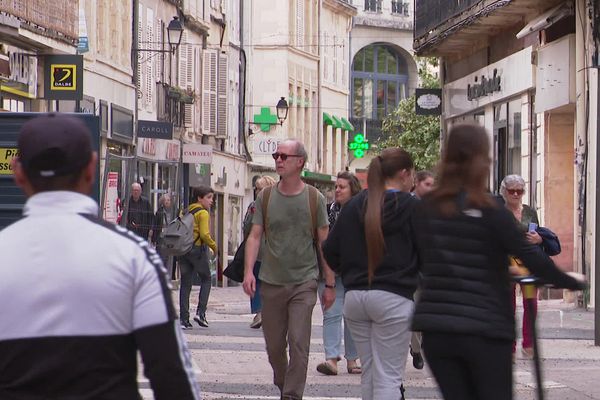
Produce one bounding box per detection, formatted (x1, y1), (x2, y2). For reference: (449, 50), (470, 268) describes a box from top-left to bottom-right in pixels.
(341, 117), (354, 131)
(323, 112), (351, 131)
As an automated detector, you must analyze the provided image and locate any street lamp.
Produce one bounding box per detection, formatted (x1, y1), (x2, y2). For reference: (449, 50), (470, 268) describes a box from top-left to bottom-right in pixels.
(166, 17), (184, 54)
(134, 16), (184, 54)
(276, 97), (289, 125)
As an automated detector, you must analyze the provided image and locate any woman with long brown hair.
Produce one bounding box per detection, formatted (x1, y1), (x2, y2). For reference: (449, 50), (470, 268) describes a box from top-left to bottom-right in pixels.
(411, 124), (585, 400)
(323, 148), (419, 400)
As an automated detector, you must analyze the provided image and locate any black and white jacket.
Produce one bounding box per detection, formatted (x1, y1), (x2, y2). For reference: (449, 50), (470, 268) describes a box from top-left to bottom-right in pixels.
(0, 191), (200, 400)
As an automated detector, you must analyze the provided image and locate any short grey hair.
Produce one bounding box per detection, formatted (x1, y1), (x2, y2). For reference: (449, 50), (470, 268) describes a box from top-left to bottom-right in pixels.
(283, 139), (308, 168)
(500, 174), (526, 198)
(158, 193), (171, 206)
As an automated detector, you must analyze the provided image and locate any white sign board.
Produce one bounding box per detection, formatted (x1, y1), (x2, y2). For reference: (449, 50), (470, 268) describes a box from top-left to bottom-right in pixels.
(253, 137), (282, 155)
(103, 172), (119, 223)
(443, 46), (534, 119)
(182, 144), (213, 164)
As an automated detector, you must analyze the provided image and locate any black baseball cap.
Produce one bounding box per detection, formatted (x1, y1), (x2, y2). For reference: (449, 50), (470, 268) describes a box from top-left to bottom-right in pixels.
(18, 113), (93, 178)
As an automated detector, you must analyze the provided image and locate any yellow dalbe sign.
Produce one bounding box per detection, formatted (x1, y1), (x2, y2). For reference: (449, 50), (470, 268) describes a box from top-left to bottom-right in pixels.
(0, 148), (18, 175)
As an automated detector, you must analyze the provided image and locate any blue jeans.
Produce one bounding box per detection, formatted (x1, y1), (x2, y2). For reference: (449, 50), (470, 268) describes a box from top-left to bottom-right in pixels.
(318, 276), (358, 361)
(250, 261), (262, 313)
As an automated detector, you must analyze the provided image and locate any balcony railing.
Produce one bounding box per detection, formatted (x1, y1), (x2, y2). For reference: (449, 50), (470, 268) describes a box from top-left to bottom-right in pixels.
(415, 0), (481, 38)
(364, 0), (382, 12)
(391, 1), (410, 16)
(0, 0), (78, 40)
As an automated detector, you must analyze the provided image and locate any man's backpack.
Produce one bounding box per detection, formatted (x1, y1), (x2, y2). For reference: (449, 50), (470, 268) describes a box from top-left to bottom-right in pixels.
(158, 207), (202, 256)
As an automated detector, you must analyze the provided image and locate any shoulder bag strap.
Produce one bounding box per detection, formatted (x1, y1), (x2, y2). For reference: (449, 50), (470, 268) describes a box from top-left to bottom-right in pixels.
(307, 185), (318, 242)
(262, 186), (273, 238)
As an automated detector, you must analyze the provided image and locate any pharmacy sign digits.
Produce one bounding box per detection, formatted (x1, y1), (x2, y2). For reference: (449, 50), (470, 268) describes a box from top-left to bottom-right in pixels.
(348, 134), (370, 159)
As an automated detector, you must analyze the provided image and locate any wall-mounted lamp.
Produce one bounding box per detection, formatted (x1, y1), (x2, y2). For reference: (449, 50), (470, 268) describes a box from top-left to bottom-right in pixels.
(276, 97), (289, 125)
(134, 16), (184, 54)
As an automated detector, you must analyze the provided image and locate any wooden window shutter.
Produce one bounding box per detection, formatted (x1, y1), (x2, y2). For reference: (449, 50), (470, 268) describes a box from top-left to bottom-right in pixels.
(137, 4), (144, 104)
(217, 53), (228, 137)
(296, 0), (304, 47)
(202, 49), (218, 134)
(155, 19), (163, 81)
(178, 32), (188, 89)
(145, 9), (154, 109)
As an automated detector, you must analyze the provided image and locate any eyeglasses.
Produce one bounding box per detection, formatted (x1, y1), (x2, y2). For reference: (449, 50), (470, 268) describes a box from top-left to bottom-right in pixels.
(272, 152), (302, 161)
(507, 189), (525, 196)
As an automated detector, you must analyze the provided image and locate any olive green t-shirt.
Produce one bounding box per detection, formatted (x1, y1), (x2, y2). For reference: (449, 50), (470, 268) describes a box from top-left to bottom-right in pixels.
(252, 184), (328, 285)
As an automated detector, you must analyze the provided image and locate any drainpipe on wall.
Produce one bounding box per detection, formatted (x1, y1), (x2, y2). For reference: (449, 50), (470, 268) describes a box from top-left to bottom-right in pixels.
(132, 0), (139, 151)
(317, 0), (322, 171)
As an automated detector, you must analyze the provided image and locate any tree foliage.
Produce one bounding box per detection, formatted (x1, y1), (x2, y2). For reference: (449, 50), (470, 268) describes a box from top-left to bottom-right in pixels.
(378, 57), (441, 171)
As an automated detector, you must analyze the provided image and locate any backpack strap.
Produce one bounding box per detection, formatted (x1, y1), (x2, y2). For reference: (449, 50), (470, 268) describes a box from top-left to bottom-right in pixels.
(261, 186), (273, 237)
(307, 185), (318, 242)
(189, 206), (204, 245)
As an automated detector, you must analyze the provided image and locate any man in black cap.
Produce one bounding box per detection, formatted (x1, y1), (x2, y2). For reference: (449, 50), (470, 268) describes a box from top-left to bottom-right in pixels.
(0, 113), (201, 400)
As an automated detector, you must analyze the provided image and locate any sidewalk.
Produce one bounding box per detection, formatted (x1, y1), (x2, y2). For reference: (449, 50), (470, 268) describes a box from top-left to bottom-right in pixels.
(141, 286), (600, 399)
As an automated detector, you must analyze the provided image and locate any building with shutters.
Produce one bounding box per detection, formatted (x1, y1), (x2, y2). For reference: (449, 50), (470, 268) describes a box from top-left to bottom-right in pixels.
(243, 0), (357, 203)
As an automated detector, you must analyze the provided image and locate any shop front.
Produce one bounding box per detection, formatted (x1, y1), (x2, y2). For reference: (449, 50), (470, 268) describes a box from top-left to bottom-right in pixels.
(443, 46), (536, 195)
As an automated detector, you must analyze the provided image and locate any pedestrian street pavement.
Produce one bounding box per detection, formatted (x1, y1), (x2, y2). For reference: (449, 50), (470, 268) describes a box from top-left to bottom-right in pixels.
(138, 286), (600, 400)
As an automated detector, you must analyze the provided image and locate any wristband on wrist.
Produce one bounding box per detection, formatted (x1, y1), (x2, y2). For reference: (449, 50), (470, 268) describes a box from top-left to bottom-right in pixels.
(325, 283), (336, 289)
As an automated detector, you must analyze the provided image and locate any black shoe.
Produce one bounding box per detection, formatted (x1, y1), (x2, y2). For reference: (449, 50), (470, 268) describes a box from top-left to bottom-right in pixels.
(411, 350), (424, 370)
(180, 320), (193, 330)
(400, 383), (406, 400)
(194, 313), (209, 327)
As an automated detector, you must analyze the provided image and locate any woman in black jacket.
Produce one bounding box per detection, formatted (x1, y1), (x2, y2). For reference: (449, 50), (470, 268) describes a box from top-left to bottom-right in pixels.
(323, 148), (418, 400)
(412, 124), (585, 400)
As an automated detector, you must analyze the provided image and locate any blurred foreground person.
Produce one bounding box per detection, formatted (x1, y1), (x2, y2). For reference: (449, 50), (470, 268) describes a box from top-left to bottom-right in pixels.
(412, 124), (585, 400)
(0, 114), (200, 400)
(323, 148), (419, 400)
(316, 171), (362, 376)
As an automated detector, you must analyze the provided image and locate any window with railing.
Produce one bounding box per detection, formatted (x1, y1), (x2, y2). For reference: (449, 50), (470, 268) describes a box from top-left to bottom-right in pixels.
(364, 0), (382, 12)
(391, 1), (409, 16)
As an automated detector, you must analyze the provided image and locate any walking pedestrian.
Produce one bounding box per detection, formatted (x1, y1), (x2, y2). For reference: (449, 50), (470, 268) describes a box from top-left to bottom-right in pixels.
(411, 123), (586, 400)
(323, 148), (419, 400)
(412, 170), (434, 199)
(0, 113), (200, 399)
(152, 193), (176, 278)
(316, 171), (362, 376)
(243, 139), (336, 400)
(126, 182), (153, 240)
(408, 170), (436, 371)
(500, 174), (542, 359)
(179, 186), (218, 329)
(243, 175), (277, 329)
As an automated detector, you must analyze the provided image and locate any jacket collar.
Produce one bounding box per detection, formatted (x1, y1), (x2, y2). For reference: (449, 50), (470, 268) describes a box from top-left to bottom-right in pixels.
(23, 191), (99, 217)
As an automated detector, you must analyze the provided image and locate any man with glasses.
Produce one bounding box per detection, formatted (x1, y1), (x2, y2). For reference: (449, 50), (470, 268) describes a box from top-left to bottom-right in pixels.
(243, 139), (336, 400)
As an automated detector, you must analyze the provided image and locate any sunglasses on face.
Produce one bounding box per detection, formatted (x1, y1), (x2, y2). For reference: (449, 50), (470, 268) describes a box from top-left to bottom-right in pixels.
(507, 189), (524, 196)
(272, 152), (302, 161)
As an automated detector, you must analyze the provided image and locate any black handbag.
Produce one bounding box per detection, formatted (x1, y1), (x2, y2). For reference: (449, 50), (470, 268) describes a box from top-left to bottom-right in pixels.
(537, 226), (561, 256)
(223, 239), (245, 282)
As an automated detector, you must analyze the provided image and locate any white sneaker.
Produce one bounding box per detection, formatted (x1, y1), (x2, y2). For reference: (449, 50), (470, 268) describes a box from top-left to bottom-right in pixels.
(250, 312), (262, 329)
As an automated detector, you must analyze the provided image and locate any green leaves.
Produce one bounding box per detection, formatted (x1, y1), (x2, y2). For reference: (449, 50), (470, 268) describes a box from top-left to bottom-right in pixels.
(378, 57), (441, 171)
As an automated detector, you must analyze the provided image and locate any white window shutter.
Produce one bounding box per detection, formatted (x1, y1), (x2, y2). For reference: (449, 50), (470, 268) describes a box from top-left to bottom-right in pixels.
(155, 19), (163, 81)
(202, 49), (217, 134)
(194, 48), (202, 132)
(217, 52), (228, 137)
(186, 40), (194, 90)
(145, 9), (154, 110)
(178, 32), (188, 88)
(137, 4), (144, 103)
(296, 0), (304, 47)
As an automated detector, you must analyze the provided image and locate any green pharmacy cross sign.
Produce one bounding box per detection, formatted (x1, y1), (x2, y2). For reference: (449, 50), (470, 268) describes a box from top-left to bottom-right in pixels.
(253, 107), (278, 132)
(349, 134), (370, 158)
